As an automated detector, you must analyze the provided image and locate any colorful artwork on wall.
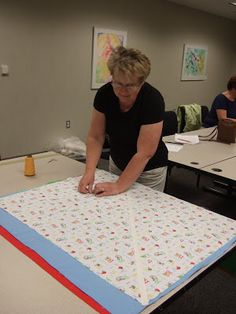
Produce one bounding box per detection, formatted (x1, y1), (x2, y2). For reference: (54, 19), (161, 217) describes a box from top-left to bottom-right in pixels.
(91, 28), (127, 89)
(181, 44), (208, 80)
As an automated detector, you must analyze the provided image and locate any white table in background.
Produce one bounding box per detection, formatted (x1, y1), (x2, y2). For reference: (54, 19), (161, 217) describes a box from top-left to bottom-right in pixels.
(201, 156), (236, 183)
(164, 128), (236, 177)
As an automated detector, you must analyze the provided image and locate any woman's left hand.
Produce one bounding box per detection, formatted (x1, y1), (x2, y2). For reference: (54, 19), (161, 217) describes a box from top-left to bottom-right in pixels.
(93, 182), (122, 197)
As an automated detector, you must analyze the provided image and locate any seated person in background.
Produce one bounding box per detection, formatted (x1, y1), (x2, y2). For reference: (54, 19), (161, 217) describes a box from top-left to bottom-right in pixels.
(78, 46), (168, 196)
(203, 75), (236, 127)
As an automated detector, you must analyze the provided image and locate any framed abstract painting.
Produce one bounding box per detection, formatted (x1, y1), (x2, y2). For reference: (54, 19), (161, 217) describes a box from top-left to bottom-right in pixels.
(91, 27), (127, 89)
(181, 44), (208, 81)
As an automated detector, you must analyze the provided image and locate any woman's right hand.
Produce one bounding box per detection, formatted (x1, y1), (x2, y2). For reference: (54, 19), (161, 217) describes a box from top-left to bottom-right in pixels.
(78, 173), (95, 194)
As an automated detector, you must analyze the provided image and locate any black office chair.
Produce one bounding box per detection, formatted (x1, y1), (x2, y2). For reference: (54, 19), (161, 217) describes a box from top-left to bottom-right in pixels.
(201, 106), (209, 125)
(162, 111), (178, 136)
(178, 105), (209, 133)
(162, 111), (178, 192)
(173, 105), (211, 189)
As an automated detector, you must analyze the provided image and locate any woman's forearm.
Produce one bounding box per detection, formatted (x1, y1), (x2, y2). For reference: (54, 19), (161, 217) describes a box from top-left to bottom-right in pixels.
(116, 152), (151, 192)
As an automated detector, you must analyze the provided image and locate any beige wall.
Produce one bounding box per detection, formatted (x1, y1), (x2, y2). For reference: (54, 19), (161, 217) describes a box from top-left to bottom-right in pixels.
(233, 44), (236, 74)
(0, 0), (235, 158)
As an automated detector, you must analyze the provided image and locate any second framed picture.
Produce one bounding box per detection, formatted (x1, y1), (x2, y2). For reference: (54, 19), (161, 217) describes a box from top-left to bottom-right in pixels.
(181, 44), (208, 81)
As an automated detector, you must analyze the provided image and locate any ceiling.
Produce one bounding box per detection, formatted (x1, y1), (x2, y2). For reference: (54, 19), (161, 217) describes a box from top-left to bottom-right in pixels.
(168, 0), (236, 21)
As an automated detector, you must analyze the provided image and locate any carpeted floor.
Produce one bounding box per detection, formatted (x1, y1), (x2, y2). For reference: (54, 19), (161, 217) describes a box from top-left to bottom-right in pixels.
(154, 267), (236, 314)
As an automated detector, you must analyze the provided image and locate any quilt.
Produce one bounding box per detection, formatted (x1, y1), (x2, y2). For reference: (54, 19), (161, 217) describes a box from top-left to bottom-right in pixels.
(0, 170), (236, 313)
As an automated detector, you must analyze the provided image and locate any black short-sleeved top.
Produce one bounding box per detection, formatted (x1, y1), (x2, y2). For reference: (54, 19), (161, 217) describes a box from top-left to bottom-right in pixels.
(94, 82), (168, 171)
(203, 94), (236, 127)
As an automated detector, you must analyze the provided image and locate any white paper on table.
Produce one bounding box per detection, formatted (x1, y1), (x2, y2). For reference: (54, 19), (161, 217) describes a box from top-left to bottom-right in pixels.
(174, 133), (199, 144)
(165, 143), (183, 152)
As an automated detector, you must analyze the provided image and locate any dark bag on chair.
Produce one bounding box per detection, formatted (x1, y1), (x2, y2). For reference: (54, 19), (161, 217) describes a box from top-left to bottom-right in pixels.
(217, 119), (236, 143)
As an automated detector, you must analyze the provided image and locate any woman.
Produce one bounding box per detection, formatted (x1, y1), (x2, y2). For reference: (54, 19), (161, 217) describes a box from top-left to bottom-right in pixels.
(78, 46), (168, 196)
(203, 75), (236, 127)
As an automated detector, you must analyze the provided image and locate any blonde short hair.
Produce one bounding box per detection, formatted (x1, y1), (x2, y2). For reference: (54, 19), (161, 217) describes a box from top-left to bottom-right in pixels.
(107, 46), (151, 82)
